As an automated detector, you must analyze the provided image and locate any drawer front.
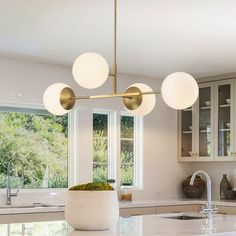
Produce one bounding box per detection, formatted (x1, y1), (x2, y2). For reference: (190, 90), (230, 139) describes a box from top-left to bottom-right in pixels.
(120, 207), (156, 217)
(217, 206), (236, 215)
(156, 204), (201, 214)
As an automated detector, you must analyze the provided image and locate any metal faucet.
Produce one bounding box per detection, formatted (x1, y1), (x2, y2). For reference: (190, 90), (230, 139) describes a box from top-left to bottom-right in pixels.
(190, 170), (218, 218)
(6, 159), (24, 205)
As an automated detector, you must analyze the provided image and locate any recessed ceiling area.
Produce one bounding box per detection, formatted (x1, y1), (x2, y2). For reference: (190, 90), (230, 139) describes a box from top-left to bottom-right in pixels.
(1, 0), (236, 79)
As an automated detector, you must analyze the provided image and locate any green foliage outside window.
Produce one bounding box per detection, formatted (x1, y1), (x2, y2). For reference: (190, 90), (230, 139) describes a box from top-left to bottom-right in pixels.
(0, 110), (68, 188)
(93, 113), (135, 185)
(93, 113), (109, 182)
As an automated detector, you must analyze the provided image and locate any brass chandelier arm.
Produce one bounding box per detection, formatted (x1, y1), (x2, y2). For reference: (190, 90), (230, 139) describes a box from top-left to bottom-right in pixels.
(72, 90), (161, 100)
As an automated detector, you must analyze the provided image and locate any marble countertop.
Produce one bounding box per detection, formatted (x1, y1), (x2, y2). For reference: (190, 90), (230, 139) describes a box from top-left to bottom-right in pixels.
(1, 199), (236, 215)
(119, 199), (236, 208)
(0, 204), (65, 215)
(1, 213), (236, 235)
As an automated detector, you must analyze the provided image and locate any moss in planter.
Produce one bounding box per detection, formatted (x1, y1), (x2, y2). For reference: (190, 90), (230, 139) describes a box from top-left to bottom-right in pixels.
(69, 182), (113, 191)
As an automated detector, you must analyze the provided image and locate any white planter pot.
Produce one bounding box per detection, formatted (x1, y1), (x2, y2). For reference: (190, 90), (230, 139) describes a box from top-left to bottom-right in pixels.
(65, 190), (119, 231)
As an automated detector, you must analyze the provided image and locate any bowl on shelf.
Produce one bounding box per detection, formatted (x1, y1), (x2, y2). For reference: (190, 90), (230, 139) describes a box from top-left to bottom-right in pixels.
(189, 126), (192, 131)
(182, 175), (206, 198)
(226, 123), (230, 128)
(226, 98), (231, 104)
(205, 101), (210, 106)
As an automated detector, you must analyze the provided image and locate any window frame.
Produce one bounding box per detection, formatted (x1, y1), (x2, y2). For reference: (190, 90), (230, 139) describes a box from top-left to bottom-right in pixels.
(92, 109), (143, 189)
(120, 111), (143, 189)
(93, 109), (116, 181)
(0, 102), (71, 191)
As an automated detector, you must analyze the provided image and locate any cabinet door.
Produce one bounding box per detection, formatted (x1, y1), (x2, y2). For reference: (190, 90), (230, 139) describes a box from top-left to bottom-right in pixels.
(156, 205), (202, 214)
(178, 105), (197, 161)
(214, 80), (234, 161)
(119, 207), (156, 217)
(196, 83), (214, 161)
(217, 206), (236, 215)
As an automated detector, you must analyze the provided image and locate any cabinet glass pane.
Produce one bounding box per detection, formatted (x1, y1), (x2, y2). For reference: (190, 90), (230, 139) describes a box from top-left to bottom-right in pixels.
(199, 87), (211, 157)
(218, 84), (231, 156)
(181, 108), (192, 157)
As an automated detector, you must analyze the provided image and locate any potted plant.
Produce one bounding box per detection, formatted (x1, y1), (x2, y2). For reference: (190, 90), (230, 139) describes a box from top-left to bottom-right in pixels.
(65, 182), (119, 231)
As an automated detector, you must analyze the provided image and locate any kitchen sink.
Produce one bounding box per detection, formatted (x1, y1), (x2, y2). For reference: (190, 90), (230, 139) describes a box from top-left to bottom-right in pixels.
(163, 215), (205, 220)
(160, 213), (206, 220)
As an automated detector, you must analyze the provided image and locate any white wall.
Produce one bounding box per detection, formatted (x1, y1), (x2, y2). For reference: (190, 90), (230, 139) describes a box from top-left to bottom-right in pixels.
(0, 57), (191, 203)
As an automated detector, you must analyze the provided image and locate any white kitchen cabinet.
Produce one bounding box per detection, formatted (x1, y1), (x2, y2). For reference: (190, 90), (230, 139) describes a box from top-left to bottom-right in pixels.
(119, 204), (201, 217)
(156, 204), (201, 214)
(214, 80), (234, 161)
(119, 207), (156, 217)
(217, 206), (236, 215)
(178, 79), (236, 162)
(0, 212), (64, 224)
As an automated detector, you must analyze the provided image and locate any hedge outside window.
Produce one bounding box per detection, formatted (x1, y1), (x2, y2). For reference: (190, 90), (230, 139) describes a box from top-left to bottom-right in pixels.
(93, 113), (109, 182)
(0, 107), (68, 189)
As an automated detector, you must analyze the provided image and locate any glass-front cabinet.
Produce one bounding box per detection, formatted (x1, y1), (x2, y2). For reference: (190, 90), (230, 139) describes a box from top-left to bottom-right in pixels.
(178, 105), (194, 160)
(178, 83), (214, 161)
(196, 83), (214, 160)
(214, 80), (234, 160)
(178, 78), (236, 162)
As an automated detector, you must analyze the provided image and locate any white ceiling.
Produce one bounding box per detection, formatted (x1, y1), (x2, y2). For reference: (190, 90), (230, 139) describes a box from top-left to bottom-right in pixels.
(1, 0), (236, 79)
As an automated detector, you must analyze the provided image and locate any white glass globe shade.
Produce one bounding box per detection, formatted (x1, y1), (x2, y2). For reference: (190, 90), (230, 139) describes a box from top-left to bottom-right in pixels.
(161, 72), (199, 109)
(72, 52), (109, 89)
(43, 83), (72, 115)
(124, 83), (156, 116)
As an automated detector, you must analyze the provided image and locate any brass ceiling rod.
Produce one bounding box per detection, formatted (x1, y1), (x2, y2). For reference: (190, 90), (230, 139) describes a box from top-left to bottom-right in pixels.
(109, 0), (156, 97)
(112, 0), (117, 94)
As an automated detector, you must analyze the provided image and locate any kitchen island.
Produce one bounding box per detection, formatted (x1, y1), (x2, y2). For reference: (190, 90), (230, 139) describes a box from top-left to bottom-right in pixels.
(1, 213), (236, 235)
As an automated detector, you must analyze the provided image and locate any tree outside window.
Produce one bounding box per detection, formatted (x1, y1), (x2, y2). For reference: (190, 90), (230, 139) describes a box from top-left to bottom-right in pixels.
(93, 113), (109, 182)
(0, 108), (68, 189)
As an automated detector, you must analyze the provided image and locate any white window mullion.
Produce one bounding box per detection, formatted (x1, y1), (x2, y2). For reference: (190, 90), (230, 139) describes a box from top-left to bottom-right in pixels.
(116, 112), (121, 188)
(108, 111), (116, 180)
(134, 116), (143, 188)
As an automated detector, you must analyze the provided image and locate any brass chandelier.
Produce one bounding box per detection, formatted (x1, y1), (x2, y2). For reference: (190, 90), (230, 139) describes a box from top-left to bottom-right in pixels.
(43, 0), (199, 116)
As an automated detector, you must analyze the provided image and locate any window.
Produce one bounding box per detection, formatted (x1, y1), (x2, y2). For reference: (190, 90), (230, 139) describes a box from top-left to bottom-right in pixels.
(0, 107), (68, 189)
(93, 110), (142, 187)
(120, 114), (135, 185)
(93, 113), (109, 182)
(120, 112), (142, 187)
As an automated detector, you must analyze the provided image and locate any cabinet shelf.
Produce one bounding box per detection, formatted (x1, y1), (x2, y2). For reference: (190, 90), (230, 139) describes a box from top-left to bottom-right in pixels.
(200, 130), (211, 133)
(219, 128), (230, 132)
(183, 108), (192, 112)
(200, 106), (210, 110)
(182, 131), (192, 134)
(219, 104), (230, 108)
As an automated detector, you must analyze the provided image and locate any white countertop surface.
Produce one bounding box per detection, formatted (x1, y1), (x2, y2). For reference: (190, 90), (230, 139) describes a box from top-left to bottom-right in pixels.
(119, 199), (236, 208)
(1, 199), (236, 215)
(1, 213), (236, 235)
